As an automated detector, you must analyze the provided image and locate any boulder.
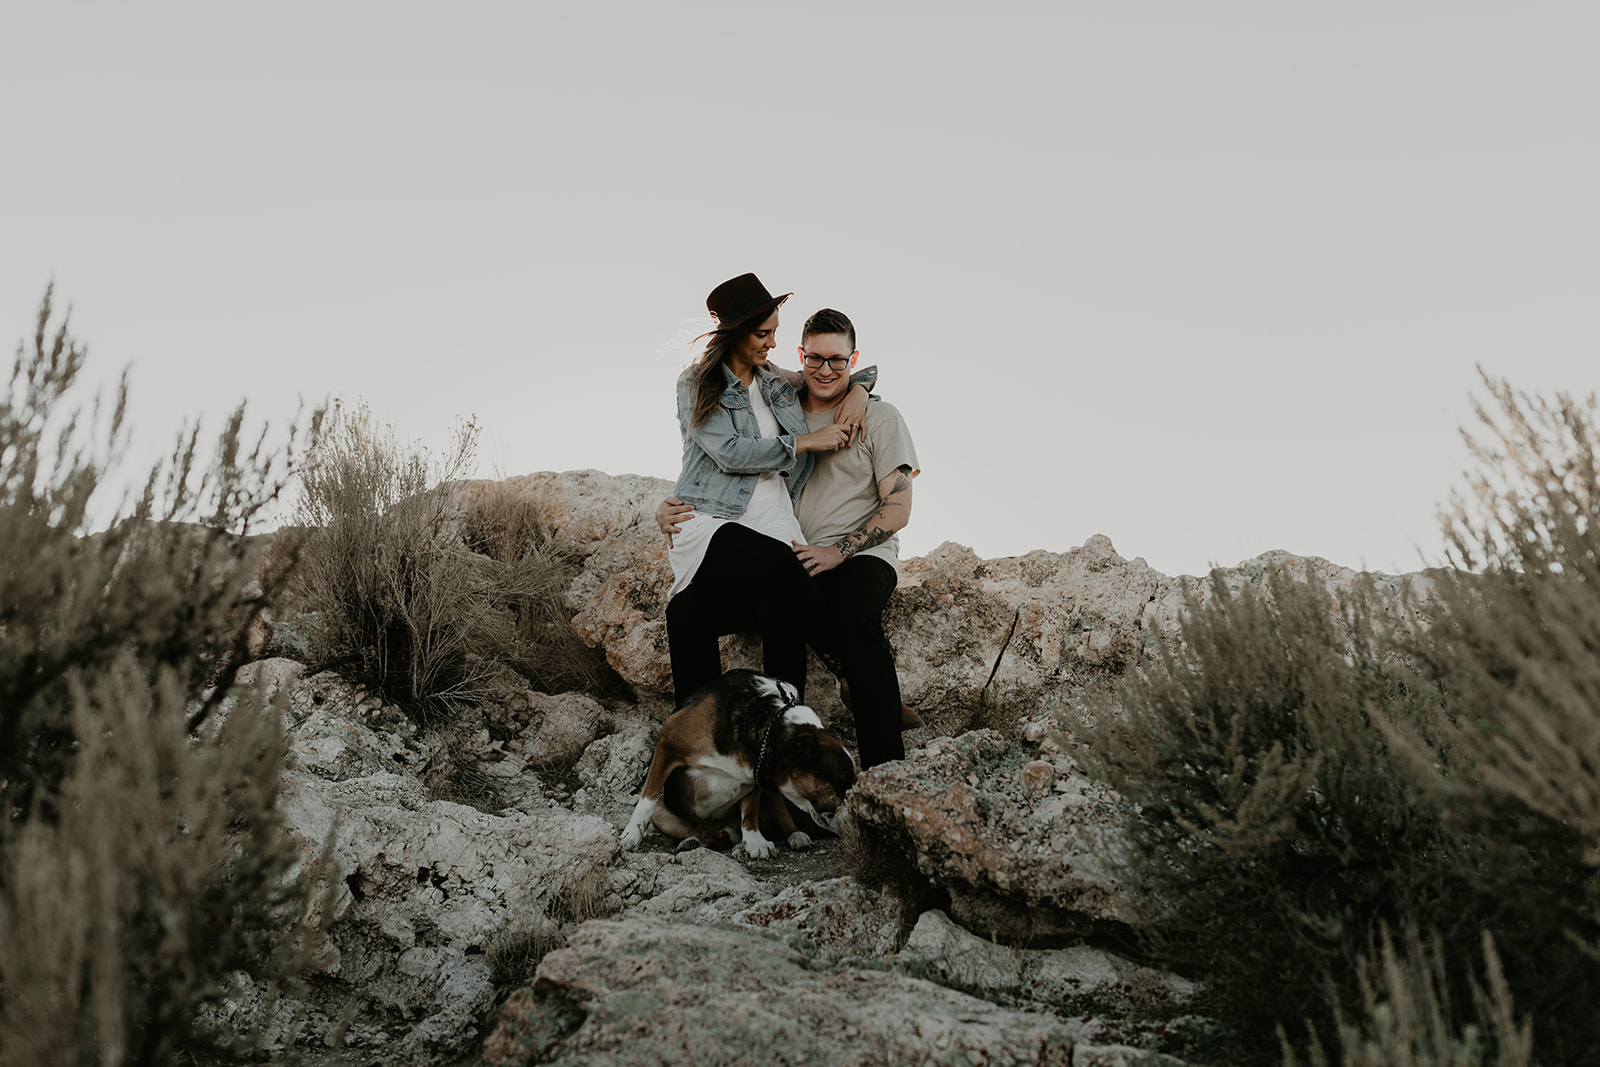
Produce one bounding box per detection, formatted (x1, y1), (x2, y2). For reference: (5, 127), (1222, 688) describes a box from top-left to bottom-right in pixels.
(898, 909), (1197, 1016)
(843, 729), (1141, 944)
(480, 916), (1194, 1067)
(230, 470), (1441, 1064)
(519, 691), (611, 771)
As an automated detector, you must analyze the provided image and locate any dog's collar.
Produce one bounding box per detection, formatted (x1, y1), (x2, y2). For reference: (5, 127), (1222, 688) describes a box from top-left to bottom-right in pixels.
(755, 697), (795, 793)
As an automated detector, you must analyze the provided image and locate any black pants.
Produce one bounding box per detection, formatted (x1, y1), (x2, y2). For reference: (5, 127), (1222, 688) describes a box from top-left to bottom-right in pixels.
(814, 555), (903, 769)
(666, 523), (825, 707)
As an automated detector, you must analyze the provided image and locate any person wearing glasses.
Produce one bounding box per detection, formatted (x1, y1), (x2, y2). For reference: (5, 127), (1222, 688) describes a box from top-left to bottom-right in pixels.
(660, 306), (919, 770)
(664, 275), (873, 710)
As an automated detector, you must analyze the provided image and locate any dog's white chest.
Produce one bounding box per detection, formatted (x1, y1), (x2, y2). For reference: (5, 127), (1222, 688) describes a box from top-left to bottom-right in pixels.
(683, 759), (751, 819)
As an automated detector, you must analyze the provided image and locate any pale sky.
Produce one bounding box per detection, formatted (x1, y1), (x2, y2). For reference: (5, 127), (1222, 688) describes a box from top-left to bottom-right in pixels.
(6, 3), (1597, 577)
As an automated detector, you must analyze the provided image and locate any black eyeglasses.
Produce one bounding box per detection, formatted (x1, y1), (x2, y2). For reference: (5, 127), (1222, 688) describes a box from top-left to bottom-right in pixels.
(801, 354), (852, 371)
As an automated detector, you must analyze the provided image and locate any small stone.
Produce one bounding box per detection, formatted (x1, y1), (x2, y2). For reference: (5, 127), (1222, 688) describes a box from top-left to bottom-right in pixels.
(1020, 760), (1055, 797)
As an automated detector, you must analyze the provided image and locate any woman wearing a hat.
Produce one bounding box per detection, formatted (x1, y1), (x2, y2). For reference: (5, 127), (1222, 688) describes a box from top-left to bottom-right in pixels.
(663, 273), (872, 708)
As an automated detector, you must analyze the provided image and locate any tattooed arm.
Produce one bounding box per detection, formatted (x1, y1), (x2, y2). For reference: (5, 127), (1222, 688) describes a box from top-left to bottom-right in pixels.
(791, 465), (915, 577)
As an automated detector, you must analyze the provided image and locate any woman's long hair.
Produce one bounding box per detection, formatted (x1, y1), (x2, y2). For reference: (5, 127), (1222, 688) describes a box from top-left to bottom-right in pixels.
(687, 324), (757, 429)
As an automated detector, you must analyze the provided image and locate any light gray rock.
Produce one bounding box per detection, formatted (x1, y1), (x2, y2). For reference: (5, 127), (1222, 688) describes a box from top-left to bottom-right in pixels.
(732, 876), (903, 964)
(473, 921), (1203, 1067)
(620, 847), (776, 925)
(521, 691), (610, 770)
(232, 656), (305, 705)
(268, 754), (619, 1060)
(570, 720), (654, 824)
(239, 471), (1423, 1065)
(899, 909), (1197, 1016)
(481, 916), (1204, 1067)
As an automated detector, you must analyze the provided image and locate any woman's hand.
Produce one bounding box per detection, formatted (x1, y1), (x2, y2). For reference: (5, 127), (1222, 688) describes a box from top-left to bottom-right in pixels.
(833, 383), (869, 445)
(792, 540), (846, 576)
(656, 496), (695, 548)
(796, 424), (853, 455)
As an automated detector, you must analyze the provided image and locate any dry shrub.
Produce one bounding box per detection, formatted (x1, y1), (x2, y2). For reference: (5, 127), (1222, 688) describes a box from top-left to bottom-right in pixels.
(548, 861), (615, 927)
(0, 657), (333, 1065)
(294, 403), (569, 714)
(0, 287), (329, 1064)
(486, 862), (615, 994)
(838, 814), (950, 941)
(486, 922), (566, 994)
(1284, 930), (1532, 1067)
(1084, 564), (1456, 1054)
(457, 479), (615, 696)
(1087, 372), (1600, 1065)
(1387, 373), (1600, 1063)
(1418, 373), (1600, 842)
(295, 410), (621, 715)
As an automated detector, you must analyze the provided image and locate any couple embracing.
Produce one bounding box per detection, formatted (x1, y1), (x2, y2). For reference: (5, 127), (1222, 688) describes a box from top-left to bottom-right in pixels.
(658, 272), (920, 771)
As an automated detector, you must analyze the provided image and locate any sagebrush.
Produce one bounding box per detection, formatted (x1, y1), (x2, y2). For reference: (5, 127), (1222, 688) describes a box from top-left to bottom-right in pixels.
(1086, 373), (1600, 1064)
(293, 403), (602, 713)
(0, 287), (330, 1065)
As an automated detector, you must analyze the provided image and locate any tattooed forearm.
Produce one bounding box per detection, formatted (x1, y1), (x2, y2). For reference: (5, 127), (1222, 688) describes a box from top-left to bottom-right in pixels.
(836, 522), (892, 560)
(833, 470), (913, 560)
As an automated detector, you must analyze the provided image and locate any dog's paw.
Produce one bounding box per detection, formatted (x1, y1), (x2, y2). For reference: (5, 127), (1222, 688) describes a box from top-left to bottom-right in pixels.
(786, 831), (813, 850)
(742, 833), (778, 860)
(620, 824), (645, 850)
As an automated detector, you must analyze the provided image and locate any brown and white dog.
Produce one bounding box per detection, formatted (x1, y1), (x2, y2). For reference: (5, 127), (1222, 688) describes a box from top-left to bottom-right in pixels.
(619, 669), (857, 858)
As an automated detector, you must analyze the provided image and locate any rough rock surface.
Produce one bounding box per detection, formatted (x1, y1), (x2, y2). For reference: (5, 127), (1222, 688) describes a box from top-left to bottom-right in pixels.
(899, 909), (1197, 1016)
(210, 666), (625, 1063)
(844, 728), (1142, 944)
(479, 917), (1192, 1067)
(212, 656), (1221, 1064)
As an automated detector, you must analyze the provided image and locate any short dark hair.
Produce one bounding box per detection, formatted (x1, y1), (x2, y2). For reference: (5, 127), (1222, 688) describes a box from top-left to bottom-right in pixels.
(801, 308), (855, 352)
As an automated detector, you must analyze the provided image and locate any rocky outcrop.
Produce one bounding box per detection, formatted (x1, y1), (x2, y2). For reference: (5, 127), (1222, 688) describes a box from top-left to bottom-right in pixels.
(210, 653), (1223, 1064)
(208, 664), (629, 1061)
(229, 470), (1436, 1064)
(433, 471), (1436, 727)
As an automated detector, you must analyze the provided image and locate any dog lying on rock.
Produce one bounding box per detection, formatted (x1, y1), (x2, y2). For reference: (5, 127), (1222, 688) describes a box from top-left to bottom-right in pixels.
(619, 669), (857, 859)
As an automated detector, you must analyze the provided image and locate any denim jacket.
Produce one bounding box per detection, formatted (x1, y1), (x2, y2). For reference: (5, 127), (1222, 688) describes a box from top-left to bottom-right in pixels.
(673, 362), (878, 518)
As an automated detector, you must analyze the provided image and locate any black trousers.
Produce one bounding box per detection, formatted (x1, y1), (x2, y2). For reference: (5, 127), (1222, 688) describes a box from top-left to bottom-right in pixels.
(813, 555), (903, 770)
(665, 523), (825, 708)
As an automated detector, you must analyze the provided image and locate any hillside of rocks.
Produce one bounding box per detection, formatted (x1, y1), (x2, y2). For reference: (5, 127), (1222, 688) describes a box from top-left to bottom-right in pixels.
(224, 469), (1433, 1066)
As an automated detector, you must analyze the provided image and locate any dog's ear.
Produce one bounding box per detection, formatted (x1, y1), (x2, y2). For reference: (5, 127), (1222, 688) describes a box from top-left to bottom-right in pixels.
(822, 742), (857, 787)
(785, 726), (820, 763)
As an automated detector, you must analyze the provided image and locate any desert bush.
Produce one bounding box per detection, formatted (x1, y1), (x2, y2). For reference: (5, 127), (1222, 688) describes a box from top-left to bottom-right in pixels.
(0, 287), (328, 1064)
(1083, 563), (1463, 1050)
(1416, 374), (1600, 843)
(1388, 374), (1600, 1062)
(1283, 929), (1532, 1067)
(0, 657), (332, 1066)
(456, 479), (613, 695)
(485, 862), (614, 995)
(1088, 372), (1600, 1064)
(294, 403), (581, 713)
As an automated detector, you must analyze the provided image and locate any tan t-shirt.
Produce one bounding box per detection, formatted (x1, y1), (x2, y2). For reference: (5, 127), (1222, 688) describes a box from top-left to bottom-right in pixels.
(794, 399), (920, 579)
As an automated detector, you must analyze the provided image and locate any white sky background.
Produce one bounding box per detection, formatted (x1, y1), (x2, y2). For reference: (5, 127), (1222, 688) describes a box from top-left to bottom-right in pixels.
(5, 3), (1597, 577)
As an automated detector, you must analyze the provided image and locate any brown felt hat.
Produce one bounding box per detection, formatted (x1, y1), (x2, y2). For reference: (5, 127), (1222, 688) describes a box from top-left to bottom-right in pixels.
(706, 273), (792, 333)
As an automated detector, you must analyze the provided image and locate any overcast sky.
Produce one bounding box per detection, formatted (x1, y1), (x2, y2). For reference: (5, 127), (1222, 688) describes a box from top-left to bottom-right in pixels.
(6, 3), (1596, 577)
